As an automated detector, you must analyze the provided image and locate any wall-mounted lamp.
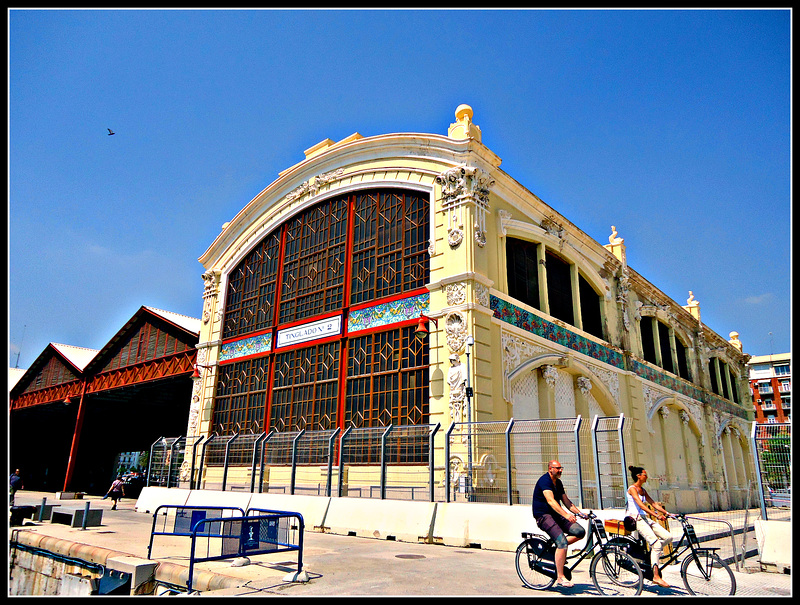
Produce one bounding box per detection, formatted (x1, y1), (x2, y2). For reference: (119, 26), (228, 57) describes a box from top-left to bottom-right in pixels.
(192, 363), (215, 379)
(414, 314), (439, 339)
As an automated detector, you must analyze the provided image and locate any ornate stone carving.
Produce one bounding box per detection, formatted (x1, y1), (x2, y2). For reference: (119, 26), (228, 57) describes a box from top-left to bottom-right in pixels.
(447, 227), (464, 248)
(541, 216), (564, 239)
(680, 410), (690, 425)
(447, 353), (467, 423)
(286, 168), (345, 202)
(436, 164), (494, 249)
(445, 310), (468, 353)
(541, 365), (558, 389)
(445, 282), (467, 306)
(179, 460), (191, 482)
(659, 405), (670, 420)
(577, 376), (592, 397)
(475, 283), (490, 308)
(201, 270), (221, 324)
(585, 364), (620, 404)
(617, 266), (631, 331)
(497, 209), (512, 238)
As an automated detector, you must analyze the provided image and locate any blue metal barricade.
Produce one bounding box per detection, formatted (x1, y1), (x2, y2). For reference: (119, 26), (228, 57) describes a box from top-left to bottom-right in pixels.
(147, 505), (246, 559)
(187, 509), (305, 592)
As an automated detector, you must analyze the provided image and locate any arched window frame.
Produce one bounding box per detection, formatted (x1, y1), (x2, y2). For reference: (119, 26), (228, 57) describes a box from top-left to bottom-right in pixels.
(210, 185), (433, 436)
(636, 310), (695, 383)
(503, 232), (608, 342)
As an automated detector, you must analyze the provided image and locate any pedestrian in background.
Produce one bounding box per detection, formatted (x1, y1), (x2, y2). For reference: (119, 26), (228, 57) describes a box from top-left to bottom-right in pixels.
(9, 469), (23, 506)
(106, 475), (125, 510)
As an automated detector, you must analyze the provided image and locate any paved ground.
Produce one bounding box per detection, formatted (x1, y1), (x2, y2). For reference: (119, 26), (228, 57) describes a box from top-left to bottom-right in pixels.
(10, 491), (793, 597)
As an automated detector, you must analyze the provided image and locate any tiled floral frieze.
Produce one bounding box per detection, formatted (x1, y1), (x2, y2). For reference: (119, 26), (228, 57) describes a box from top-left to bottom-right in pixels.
(491, 294), (749, 420)
(219, 332), (272, 362)
(490, 295), (624, 368)
(348, 292), (429, 333)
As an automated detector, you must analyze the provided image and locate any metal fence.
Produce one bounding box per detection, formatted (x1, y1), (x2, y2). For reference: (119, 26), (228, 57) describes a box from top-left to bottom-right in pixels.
(147, 436), (197, 488)
(149, 415), (640, 509)
(750, 421), (791, 520)
(147, 416), (785, 529)
(443, 416), (632, 507)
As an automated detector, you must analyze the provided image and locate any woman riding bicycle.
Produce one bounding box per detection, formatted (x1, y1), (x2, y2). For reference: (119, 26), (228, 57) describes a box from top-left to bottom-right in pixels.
(626, 465), (673, 587)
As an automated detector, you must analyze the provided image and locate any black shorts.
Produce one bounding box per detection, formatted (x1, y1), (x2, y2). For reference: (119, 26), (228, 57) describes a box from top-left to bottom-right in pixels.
(535, 513), (585, 548)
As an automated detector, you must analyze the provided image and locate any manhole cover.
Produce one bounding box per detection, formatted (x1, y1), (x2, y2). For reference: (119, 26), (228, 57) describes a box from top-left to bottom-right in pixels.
(395, 554), (426, 560)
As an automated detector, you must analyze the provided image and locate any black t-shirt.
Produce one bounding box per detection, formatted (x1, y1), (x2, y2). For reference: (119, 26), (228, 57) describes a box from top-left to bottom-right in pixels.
(532, 472), (566, 519)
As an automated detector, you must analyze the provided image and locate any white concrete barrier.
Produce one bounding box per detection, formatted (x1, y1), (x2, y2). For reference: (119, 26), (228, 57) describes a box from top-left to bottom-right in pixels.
(184, 489), (253, 512)
(324, 497), (437, 543)
(135, 487), (191, 514)
(431, 502), (534, 550)
(247, 493), (331, 531)
(755, 519), (791, 573)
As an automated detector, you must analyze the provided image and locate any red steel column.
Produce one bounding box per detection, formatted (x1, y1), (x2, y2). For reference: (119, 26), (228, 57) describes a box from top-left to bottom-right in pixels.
(63, 379), (88, 491)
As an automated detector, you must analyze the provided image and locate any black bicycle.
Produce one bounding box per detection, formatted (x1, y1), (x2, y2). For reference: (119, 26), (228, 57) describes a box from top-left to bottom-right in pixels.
(606, 513), (736, 595)
(515, 510), (643, 595)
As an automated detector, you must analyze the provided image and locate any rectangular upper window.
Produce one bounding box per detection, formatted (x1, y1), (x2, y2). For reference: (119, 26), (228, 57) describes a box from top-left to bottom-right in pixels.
(506, 237), (540, 310)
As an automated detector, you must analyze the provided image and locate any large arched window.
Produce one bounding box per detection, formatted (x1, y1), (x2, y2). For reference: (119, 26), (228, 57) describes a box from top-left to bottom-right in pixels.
(639, 316), (692, 382)
(708, 356), (741, 404)
(506, 237), (605, 341)
(212, 188), (430, 435)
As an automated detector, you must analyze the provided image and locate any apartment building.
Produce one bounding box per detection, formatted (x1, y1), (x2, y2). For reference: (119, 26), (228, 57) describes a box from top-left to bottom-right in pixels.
(749, 353), (791, 424)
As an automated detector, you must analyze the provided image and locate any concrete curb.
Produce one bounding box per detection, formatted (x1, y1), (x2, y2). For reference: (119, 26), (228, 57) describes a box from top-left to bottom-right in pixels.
(11, 529), (244, 594)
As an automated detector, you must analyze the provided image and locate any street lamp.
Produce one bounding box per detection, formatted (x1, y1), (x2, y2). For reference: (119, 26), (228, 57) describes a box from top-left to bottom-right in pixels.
(192, 362), (215, 379)
(414, 314), (439, 340)
(464, 335), (475, 499)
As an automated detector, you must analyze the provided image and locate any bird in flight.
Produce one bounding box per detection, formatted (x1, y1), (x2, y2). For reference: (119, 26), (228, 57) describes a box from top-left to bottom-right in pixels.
(107, 128), (115, 136)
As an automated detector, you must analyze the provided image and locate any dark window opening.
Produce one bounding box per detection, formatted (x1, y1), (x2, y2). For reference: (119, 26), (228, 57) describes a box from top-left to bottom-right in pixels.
(546, 251), (573, 325)
(709, 360), (720, 395)
(641, 317), (657, 365)
(578, 274), (603, 340)
(506, 237), (540, 310)
(676, 340), (691, 381)
(720, 360), (730, 400)
(657, 321), (674, 374)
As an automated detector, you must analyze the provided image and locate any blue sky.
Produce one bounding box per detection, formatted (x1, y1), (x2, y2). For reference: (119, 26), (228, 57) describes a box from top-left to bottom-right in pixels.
(9, 8), (791, 371)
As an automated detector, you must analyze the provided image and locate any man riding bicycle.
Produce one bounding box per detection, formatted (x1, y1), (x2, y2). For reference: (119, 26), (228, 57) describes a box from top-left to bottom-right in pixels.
(532, 460), (587, 588)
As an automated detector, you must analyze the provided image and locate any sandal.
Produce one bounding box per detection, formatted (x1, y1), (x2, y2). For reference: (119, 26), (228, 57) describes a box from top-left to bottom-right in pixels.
(556, 578), (574, 588)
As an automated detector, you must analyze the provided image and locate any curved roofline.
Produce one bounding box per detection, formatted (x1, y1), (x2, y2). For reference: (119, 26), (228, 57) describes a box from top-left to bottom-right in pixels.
(199, 131), (502, 268)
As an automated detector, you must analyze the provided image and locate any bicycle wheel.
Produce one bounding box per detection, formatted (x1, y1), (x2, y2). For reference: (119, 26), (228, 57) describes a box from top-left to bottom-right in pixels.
(681, 551), (736, 595)
(590, 546), (644, 596)
(515, 538), (556, 590)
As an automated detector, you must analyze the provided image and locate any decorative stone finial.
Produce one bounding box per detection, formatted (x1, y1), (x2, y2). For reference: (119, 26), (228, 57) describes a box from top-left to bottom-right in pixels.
(448, 104), (482, 142)
(603, 225), (626, 263)
(683, 291), (701, 322)
(609, 225), (624, 245)
(728, 331), (743, 352)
